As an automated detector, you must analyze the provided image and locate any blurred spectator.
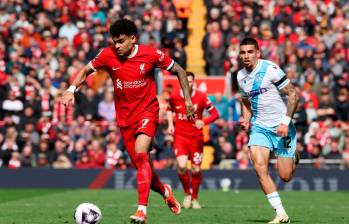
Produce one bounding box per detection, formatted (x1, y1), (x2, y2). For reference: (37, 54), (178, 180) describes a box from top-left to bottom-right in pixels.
(98, 91), (116, 122)
(20, 144), (35, 167)
(75, 152), (94, 169)
(105, 143), (123, 169)
(210, 92), (229, 121)
(52, 154), (73, 169)
(218, 136), (234, 169)
(203, 22), (225, 76)
(173, 0), (192, 30)
(8, 151), (21, 169)
(2, 90), (23, 124)
(87, 140), (105, 168)
(170, 39), (187, 69)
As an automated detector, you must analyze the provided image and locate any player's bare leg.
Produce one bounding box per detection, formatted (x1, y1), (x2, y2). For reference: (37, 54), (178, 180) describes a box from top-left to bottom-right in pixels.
(191, 165), (202, 209)
(130, 134), (152, 223)
(177, 155), (192, 208)
(250, 146), (290, 223)
(276, 157), (296, 182)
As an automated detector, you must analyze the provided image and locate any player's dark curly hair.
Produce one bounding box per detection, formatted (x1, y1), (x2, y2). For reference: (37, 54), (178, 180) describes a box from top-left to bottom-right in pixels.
(109, 19), (138, 37)
(240, 37), (259, 50)
(186, 71), (195, 79)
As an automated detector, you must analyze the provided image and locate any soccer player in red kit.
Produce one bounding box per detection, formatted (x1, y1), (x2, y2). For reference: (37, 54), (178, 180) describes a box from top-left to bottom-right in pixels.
(167, 72), (219, 209)
(61, 19), (196, 223)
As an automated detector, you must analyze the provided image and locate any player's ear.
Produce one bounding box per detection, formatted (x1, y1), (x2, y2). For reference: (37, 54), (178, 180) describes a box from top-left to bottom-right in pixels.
(130, 35), (136, 44)
(256, 49), (261, 58)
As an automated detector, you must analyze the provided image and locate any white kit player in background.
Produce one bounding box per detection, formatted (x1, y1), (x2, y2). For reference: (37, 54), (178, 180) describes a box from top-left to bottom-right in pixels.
(237, 37), (300, 224)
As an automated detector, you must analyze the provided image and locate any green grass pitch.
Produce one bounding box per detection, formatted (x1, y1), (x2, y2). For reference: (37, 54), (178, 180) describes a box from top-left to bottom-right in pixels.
(0, 189), (348, 224)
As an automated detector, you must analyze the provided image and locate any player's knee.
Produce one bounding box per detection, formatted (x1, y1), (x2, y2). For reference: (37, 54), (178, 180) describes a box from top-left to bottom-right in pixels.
(177, 166), (187, 174)
(253, 162), (267, 174)
(192, 166), (201, 174)
(279, 173), (293, 182)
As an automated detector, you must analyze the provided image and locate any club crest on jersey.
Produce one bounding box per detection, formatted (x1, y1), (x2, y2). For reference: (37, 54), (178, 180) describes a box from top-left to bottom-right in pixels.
(255, 72), (265, 82)
(140, 63), (145, 74)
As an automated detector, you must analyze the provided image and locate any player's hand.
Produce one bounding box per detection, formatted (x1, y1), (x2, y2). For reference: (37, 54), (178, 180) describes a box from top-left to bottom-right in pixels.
(167, 123), (175, 135)
(239, 120), (250, 131)
(276, 124), (289, 137)
(60, 91), (75, 107)
(194, 119), (205, 129)
(185, 101), (196, 121)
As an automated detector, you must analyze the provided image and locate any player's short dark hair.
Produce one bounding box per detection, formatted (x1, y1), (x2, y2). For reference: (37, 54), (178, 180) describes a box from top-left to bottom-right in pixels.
(186, 71), (195, 79)
(240, 37), (259, 50)
(109, 19), (138, 37)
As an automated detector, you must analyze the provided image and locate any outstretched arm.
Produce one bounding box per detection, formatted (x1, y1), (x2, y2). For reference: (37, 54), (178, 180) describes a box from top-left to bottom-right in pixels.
(60, 64), (94, 107)
(170, 62), (196, 120)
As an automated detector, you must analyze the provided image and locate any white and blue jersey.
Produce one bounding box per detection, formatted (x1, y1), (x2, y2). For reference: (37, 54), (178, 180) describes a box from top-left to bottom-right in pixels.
(237, 59), (296, 157)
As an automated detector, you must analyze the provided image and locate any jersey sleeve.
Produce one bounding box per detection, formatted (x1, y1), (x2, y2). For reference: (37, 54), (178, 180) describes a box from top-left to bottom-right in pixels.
(269, 63), (289, 90)
(203, 93), (214, 111)
(89, 48), (108, 72)
(152, 48), (175, 71)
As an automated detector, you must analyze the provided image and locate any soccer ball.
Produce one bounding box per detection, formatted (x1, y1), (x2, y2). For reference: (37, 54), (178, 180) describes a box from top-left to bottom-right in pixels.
(74, 202), (102, 224)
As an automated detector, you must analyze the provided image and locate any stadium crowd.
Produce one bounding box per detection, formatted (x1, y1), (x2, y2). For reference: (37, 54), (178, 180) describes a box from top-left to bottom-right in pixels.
(0, 0), (348, 170)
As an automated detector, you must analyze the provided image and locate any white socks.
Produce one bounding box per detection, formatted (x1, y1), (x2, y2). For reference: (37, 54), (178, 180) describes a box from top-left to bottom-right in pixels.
(137, 205), (147, 214)
(266, 192), (286, 215)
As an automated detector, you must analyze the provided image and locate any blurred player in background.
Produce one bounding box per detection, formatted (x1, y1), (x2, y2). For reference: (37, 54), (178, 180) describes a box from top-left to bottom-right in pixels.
(167, 72), (219, 209)
(237, 37), (300, 223)
(61, 19), (196, 223)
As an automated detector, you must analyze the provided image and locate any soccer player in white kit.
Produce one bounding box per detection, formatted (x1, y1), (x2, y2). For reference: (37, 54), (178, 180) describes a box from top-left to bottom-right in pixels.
(237, 37), (300, 223)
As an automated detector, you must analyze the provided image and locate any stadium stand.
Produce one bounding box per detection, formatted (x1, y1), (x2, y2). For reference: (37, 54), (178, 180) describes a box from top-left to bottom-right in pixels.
(0, 0), (348, 170)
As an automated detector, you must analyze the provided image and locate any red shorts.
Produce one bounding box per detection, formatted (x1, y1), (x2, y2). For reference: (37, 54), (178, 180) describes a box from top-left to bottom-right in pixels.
(120, 116), (158, 165)
(173, 134), (203, 166)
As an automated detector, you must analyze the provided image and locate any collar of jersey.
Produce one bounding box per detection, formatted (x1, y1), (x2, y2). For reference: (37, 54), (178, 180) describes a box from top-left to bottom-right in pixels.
(126, 44), (139, 58)
(245, 59), (261, 77)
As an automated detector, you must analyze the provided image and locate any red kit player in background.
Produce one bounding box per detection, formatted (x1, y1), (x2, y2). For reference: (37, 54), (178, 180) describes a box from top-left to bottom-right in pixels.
(60, 19), (196, 223)
(167, 72), (219, 209)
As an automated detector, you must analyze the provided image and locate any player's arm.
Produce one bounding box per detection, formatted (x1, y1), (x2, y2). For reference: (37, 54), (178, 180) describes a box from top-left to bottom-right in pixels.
(279, 82), (300, 121)
(203, 105), (219, 125)
(166, 110), (175, 134)
(240, 97), (252, 130)
(276, 81), (299, 137)
(60, 64), (94, 107)
(166, 99), (175, 134)
(170, 62), (196, 120)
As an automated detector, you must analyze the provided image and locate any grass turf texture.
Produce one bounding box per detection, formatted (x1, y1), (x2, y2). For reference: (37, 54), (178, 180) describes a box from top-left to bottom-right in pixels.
(0, 189), (348, 224)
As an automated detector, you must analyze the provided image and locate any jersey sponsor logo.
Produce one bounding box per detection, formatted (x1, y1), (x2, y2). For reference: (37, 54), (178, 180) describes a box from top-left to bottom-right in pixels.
(112, 67), (120, 71)
(115, 78), (146, 89)
(177, 104), (198, 120)
(116, 78), (123, 89)
(246, 88), (268, 97)
(175, 105), (182, 109)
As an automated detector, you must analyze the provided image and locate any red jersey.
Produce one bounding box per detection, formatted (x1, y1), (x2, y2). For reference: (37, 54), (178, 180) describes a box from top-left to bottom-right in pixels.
(168, 89), (218, 137)
(90, 44), (174, 127)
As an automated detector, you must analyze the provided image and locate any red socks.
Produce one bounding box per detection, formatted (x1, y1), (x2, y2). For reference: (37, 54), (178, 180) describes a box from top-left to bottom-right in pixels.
(134, 153), (152, 205)
(150, 171), (166, 196)
(178, 170), (191, 195)
(191, 172), (202, 200)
